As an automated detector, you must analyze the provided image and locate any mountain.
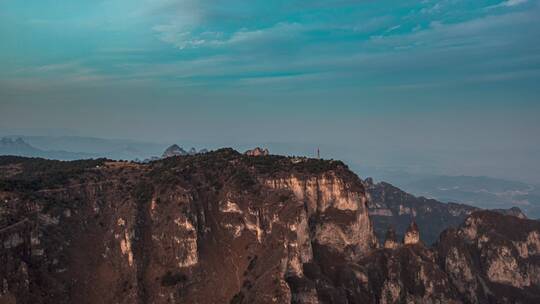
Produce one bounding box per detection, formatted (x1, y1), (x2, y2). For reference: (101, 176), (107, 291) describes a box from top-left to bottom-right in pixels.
(402, 175), (540, 219)
(360, 211), (540, 303)
(161, 144), (188, 158)
(0, 135), (172, 161)
(0, 137), (97, 160)
(0, 137), (41, 155)
(1, 151), (539, 303)
(14, 135), (167, 160)
(365, 178), (527, 244)
(161, 145), (209, 159)
(350, 165), (540, 219)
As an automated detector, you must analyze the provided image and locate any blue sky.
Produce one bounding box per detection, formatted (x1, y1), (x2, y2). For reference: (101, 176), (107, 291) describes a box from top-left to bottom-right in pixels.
(1, 0), (540, 182)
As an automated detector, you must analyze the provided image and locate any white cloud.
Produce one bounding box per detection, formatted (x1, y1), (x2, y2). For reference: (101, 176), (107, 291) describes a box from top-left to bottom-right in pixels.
(488, 0), (528, 9)
(11, 61), (114, 86)
(502, 0), (528, 7)
(153, 22), (306, 49)
(385, 24), (401, 33)
(420, 3), (442, 15)
(6, 0), (539, 91)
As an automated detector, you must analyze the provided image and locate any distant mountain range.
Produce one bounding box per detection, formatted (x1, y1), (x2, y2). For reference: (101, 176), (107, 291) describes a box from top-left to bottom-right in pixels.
(365, 178), (527, 244)
(0, 136), (205, 161)
(401, 175), (540, 219)
(0, 137), (212, 164)
(161, 144), (208, 158)
(0, 137), (97, 160)
(0, 135), (167, 160)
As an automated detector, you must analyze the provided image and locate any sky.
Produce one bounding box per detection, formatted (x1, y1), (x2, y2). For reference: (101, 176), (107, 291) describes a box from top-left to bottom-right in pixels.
(1, 0), (540, 182)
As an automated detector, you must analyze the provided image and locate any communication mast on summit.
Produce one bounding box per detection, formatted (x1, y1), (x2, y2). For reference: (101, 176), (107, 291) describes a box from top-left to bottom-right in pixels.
(317, 148), (320, 159)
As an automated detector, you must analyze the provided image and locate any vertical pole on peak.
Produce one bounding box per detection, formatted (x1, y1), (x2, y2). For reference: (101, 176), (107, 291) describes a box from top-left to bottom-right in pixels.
(317, 148), (320, 159)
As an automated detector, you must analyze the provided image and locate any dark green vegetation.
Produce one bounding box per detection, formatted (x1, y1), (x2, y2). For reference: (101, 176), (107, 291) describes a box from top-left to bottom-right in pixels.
(149, 148), (360, 192)
(0, 156), (107, 192)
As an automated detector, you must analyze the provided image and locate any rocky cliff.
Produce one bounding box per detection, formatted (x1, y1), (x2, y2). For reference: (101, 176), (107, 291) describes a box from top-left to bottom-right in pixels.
(347, 210), (540, 304)
(1, 151), (539, 304)
(365, 179), (527, 244)
(0, 150), (377, 303)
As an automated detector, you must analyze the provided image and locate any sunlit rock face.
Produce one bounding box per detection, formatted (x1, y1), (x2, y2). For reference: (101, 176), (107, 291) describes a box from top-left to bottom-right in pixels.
(383, 228), (399, 249)
(264, 173), (377, 260)
(403, 221), (420, 245)
(244, 147), (269, 156)
(435, 211), (540, 303)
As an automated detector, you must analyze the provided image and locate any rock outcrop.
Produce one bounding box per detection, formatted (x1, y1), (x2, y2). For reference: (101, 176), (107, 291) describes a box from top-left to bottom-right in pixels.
(383, 227), (399, 249)
(161, 144), (187, 158)
(245, 147), (269, 156)
(492, 206), (528, 219)
(160, 144), (208, 159)
(161, 145), (207, 159)
(403, 221), (420, 245)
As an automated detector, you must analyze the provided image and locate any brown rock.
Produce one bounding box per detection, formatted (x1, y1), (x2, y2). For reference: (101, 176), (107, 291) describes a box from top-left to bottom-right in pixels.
(384, 227), (399, 249)
(244, 147), (269, 156)
(403, 220), (420, 245)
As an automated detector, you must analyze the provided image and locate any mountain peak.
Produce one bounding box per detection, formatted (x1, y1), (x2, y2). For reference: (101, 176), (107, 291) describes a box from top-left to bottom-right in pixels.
(404, 220), (420, 245)
(161, 145), (208, 159)
(384, 227), (399, 249)
(162, 144), (187, 158)
(0, 137), (31, 147)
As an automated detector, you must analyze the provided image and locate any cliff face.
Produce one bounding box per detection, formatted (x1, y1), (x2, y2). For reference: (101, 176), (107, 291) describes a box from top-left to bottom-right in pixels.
(264, 173), (376, 261)
(0, 151), (376, 304)
(1, 152), (539, 304)
(354, 211), (540, 304)
(436, 211), (540, 303)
